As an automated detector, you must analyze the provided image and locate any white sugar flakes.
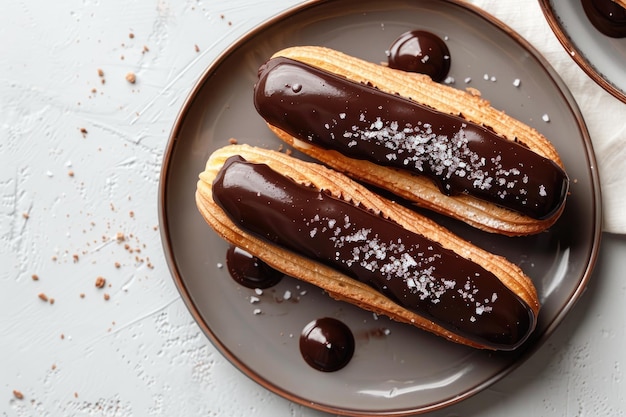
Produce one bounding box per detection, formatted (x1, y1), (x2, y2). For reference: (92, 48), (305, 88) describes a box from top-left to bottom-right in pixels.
(323, 109), (540, 203)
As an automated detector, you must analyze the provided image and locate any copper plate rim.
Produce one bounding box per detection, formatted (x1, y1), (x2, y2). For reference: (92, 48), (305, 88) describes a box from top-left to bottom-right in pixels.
(158, 0), (603, 415)
(538, 0), (626, 104)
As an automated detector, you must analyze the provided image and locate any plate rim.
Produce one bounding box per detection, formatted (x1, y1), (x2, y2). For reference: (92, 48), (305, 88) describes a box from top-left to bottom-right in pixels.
(538, 0), (626, 104)
(158, 0), (603, 415)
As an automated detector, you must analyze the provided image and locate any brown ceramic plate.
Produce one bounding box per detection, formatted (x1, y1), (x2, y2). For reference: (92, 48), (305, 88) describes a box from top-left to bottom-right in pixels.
(159, 0), (602, 415)
(539, 0), (626, 104)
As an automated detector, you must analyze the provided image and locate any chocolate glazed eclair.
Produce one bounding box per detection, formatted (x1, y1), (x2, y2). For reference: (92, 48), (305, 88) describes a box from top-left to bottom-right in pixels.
(196, 144), (540, 350)
(253, 46), (569, 236)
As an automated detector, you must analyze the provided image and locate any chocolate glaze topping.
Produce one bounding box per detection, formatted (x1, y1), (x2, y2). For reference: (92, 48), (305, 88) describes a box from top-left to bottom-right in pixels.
(582, 0), (626, 38)
(387, 30), (451, 82)
(212, 156), (536, 350)
(254, 57), (568, 221)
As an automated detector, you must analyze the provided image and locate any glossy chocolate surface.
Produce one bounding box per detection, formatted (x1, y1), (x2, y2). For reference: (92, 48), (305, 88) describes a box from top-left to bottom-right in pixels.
(387, 30), (451, 82)
(212, 156), (536, 350)
(582, 0), (626, 38)
(300, 317), (355, 372)
(254, 57), (568, 220)
(226, 245), (283, 289)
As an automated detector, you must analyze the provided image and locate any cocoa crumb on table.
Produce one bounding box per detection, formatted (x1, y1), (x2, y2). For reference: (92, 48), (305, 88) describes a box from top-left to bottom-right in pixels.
(95, 276), (106, 288)
(13, 390), (24, 400)
(103, 293), (110, 301)
(125, 72), (136, 84)
(31, 274), (39, 281)
(38, 293), (48, 302)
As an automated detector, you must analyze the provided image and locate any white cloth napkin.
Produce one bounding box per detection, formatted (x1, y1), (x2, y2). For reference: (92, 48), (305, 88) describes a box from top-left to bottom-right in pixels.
(470, 0), (626, 234)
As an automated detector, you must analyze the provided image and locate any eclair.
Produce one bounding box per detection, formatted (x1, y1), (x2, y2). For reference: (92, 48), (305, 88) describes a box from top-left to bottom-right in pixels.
(196, 144), (540, 350)
(253, 46), (569, 236)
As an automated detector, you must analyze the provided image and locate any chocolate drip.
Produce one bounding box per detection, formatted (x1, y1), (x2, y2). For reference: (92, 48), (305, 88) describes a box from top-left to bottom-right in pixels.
(212, 156), (536, 350)
(226, 245), (283, 289)
(254, 57), (568, 220)
(582, 0), (626, 38)
(387, 30), (451, 82)
(300, 317), (355, 372)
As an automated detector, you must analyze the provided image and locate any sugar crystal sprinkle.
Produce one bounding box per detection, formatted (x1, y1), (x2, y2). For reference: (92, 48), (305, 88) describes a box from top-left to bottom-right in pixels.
(325, 114), (532, 200)
(302, 211), (498, 317)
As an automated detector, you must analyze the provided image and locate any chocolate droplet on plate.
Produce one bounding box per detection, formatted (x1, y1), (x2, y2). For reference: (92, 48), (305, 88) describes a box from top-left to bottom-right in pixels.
(387, 30), (451, 82)
(226, 245), (283, 289)
(300, 317), (355, 372)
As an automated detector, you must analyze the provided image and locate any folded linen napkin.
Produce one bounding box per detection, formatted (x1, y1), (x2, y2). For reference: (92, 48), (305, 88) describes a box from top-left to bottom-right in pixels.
(470, 0), (626, 234)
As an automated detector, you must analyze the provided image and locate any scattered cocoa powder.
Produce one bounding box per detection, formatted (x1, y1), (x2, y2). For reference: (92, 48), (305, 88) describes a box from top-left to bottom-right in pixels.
(125, 72), (136, 84)
(95, 276), (106, 288)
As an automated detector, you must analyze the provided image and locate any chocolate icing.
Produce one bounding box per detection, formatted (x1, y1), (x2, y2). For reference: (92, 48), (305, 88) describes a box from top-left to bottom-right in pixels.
(254, 57), (568, 221)
(387, 30), (451, 82)
(582, 0), (626, 38)
(212, 156), (536, 350)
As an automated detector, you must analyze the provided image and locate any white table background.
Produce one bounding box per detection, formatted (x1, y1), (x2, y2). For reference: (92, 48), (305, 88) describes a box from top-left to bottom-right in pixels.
(2, 0), (625, 416)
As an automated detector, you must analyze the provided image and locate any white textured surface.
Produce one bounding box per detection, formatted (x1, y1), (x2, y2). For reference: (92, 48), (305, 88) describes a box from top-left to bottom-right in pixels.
(1, 0), (624, 416)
